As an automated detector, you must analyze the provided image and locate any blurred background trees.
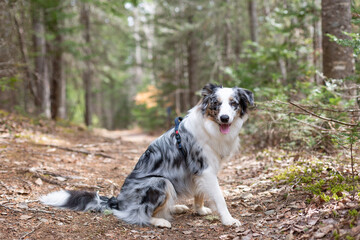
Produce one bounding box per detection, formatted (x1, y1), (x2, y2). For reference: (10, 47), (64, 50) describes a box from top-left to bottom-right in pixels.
(0, 0), (359, 138)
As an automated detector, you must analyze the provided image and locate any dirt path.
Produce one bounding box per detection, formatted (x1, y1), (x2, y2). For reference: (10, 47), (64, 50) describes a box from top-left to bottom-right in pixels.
(0, 116), (359, 239)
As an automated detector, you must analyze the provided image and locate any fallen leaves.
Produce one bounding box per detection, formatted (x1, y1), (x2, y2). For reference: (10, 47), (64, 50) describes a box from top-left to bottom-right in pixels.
(1, 115), (360, 239)
(314, 224), (334, 238)
(19, 214), (32, 220)
(204, 215), (219, 222)
(34, 178), (43, 186)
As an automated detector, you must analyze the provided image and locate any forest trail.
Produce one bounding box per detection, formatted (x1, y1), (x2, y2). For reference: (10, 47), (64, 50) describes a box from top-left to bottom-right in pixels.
(0, 115), (359, 240)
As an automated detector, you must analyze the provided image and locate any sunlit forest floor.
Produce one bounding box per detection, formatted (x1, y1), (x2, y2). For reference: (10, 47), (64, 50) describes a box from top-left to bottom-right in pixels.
(0, 113), (359, 239)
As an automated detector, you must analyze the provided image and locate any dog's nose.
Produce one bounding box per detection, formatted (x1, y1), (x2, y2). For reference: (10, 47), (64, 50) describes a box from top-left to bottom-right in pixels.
(220, 115), (229, 123)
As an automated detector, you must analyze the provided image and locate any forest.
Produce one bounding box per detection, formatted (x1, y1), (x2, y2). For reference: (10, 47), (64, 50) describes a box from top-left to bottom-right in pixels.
(0, 0), (360, 239)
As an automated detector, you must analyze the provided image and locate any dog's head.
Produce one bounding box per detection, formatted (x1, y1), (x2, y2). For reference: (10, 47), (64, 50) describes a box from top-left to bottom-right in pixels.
(200, 83), (254, 134)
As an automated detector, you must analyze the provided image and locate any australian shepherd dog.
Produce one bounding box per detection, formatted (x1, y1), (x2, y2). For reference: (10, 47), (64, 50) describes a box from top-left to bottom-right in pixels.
(40, 83), (254, 228)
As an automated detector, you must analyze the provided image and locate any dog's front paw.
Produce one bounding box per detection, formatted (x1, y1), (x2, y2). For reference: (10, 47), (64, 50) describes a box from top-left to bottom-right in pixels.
(172, 204), (189, 214)
(196, 206), (212, 216)
(150, 217), (172, 228)
(221, 217), (241, 227)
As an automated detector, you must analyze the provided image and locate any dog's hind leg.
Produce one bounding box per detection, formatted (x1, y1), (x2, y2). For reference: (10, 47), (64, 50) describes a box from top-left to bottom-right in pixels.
(151, 179), (177, 224)
(194, 194), (212, 215)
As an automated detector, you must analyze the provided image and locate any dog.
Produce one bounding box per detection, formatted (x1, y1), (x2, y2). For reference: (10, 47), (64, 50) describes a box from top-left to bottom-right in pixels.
(40, 83), (254, 228)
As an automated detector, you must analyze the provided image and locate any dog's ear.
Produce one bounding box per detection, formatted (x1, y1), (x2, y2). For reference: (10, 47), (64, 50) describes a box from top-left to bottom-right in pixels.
(201, 83), (222, 97)
(241, 88), (254, 106)
(236, 88), (254, 116)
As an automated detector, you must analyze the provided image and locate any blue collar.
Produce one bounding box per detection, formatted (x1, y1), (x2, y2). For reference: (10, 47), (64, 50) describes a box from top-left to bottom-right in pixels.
(174, 117), (186, 158)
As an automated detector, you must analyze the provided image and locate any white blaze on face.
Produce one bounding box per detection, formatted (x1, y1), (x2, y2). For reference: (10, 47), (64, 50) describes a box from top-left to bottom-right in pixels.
(216, 88), (236, 134)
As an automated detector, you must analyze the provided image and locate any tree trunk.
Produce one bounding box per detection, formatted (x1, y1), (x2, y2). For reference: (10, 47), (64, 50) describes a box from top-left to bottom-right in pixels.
(223, 0), (232, 66)
(47, 14), (66, 119)
(81, 3), (92, 126)
(50, 40), (65, 119)
(175, 45), (181, 116)
(187, 14), (198, 107)
(248, 0), (258, 45)
(312, 0), (322, 85)
(234, 0), (243, 62)
(322, 0), (354, 79)
(133, 7), (143, 87)
(31, 5), (51, 118)
(13, 9), (36, 111)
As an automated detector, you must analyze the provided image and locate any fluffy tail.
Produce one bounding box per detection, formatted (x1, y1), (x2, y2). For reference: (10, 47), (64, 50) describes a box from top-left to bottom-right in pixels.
(40, 190), (119, 212)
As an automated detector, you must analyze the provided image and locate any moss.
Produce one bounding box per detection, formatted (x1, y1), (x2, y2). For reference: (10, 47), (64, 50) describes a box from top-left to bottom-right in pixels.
(0, 109), (9, 117)
(273, 159), (360, 202)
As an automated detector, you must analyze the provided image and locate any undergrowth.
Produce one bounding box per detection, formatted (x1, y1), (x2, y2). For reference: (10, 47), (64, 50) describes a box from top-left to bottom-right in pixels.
(273, 158), (360, 202)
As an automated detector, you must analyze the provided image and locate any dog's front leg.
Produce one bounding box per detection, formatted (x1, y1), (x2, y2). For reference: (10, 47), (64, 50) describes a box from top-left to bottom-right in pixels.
(194, 194), (212, 215)
(198, 169), (241, 226)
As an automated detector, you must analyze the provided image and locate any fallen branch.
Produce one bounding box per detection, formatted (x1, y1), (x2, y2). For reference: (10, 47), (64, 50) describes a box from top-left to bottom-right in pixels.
(34, 143), (114, 159)
(18, 168), (102, 189)
(0, 180), (11, 192)
(28, 168), (70, 179)
(27, 208), (54, 214)
(71, 182), (102, 189)
(1, 202), (55, 214)
(20, 222), (42, 240)
(288, 101), (358, 127)
(0, 204), (22, 212)
(30, 171), (65, 186)
(23, 149), (59, 157)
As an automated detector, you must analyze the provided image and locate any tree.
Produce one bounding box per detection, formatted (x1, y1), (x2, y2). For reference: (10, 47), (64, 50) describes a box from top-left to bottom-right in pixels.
(45, 0), (66, 119)
(186, 11), (199, 107)
(31, 0), (50, 118)
(322, 0), (354, 79)
(248, 0), (258, 45)
(81, 2), (92, 126)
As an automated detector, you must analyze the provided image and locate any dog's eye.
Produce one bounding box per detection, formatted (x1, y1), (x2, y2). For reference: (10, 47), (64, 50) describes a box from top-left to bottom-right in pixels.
(230, 101), (238, 107)
(212, 99), (219, 105)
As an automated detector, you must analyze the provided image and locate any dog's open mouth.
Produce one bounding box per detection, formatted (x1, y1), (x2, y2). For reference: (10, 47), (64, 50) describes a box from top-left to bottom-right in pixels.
(219, 124), (231, 134)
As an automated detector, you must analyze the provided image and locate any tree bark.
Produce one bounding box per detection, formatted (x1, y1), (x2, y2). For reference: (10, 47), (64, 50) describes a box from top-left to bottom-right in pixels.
(46, 4), (66, 120)
(322, 0), (354, 79)
(187, 14), (198, 107)
(312, 0), (322, 85)
(81, 3), (92, 126)
(31, 4), (51, 118)
(13, 9), (36, 110)
(248, 0), (258, 44)
(133, 7), (143, 88)
(50, 38), (65, 119)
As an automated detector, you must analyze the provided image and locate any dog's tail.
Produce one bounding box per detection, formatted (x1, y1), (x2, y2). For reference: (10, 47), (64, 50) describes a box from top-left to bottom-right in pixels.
(40, 190), (119, 212)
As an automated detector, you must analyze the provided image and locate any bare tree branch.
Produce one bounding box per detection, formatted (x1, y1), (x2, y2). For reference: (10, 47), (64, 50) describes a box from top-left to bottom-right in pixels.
(288, 101), (358, 127)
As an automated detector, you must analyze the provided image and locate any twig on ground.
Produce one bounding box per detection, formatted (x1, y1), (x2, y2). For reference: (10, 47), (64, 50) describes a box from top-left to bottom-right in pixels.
(27, 208), (54, 214)
(0, 180), (11, 192)
(28, 168), (70, 179)
(0, 204), (22, 212)
(71, 182), (102, 189)
(30, 171), (65, 186)
(1, 202), (55, 214)
(288, 101), (358, 127)
(19, 168), (101, 189)
(34, 143), (114, 159)
(23, 149), (59, 157)
(19, 222), (42, 240)
(16, 177), (33, 190)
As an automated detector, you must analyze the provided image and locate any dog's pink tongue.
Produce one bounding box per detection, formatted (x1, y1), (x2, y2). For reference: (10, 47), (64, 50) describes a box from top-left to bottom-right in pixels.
(220, 124), (230, 134)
